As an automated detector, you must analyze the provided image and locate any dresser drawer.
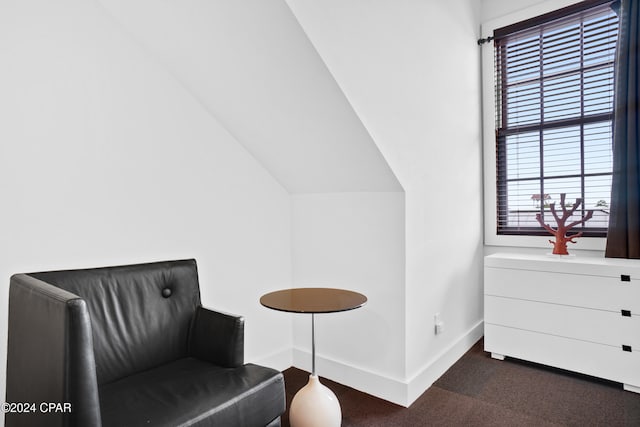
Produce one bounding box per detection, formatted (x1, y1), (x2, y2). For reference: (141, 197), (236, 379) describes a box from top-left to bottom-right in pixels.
(485, 324), (640, 388)
(485, 295), (640, 349)
(484, 253), (640, 278)
(485, 267), (640, 314)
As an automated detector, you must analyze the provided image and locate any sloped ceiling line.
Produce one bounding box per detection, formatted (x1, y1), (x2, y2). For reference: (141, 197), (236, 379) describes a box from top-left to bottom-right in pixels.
(98, 0), (403, 194)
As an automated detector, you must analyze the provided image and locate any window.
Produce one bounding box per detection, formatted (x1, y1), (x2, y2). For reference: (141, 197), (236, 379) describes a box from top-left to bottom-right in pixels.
(493, 0), (619, 237)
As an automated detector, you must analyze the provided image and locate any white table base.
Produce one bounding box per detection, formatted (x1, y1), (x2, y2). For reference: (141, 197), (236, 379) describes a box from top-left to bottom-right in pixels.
(289, 313), (342, 427)
(289, 374), (341, 427)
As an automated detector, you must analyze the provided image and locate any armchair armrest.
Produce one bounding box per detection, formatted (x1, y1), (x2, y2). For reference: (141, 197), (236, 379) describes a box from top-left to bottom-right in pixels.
(6, 274), (101, 427)
(188, 306), (244, 368)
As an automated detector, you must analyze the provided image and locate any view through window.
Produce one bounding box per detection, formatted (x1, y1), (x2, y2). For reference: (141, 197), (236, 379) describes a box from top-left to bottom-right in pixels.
(494, 1), (619, 237)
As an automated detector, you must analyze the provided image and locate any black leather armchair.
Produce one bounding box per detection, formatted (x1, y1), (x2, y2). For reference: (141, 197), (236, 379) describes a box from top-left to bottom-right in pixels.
(5, 259), (285, 427)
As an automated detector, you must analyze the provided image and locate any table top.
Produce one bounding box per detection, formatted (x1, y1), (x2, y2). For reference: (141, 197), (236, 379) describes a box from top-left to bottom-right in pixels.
(260, 288), (367, 314)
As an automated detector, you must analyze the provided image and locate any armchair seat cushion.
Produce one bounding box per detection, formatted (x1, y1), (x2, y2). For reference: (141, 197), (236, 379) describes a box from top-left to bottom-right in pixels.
(100, 358), (284, 427)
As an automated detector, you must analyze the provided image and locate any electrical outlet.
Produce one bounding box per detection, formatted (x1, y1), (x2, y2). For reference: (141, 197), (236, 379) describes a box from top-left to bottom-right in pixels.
(434, 313), (444, 335)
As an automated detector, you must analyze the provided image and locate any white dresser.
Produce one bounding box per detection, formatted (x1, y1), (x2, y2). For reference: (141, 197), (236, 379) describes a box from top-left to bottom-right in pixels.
(484, 253), (640, 393)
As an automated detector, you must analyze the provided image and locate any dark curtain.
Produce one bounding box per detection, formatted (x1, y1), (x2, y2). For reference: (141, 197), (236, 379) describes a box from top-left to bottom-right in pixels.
(605, 0), (640, 259)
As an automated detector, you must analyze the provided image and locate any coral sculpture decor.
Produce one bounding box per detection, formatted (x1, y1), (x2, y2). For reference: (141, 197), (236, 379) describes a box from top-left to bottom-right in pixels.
(535, 193), (594, 255)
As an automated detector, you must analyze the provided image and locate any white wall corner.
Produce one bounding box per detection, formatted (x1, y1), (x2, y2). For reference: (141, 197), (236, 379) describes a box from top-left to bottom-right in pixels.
(250, 346), (294, 373)
(292, 320), (484, 408)
(406, 320), (485, 406)
(292, 347), (409, 406)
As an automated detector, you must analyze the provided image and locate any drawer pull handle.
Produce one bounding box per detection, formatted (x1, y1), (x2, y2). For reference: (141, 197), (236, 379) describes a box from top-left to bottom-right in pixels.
(621, 274), (631, 282)
(623, 345), (632, 352)
(622, 310), (632, 317)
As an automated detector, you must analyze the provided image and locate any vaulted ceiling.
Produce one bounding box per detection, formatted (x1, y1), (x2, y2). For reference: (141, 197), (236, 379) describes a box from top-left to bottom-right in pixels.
(98, 0), (402, 194)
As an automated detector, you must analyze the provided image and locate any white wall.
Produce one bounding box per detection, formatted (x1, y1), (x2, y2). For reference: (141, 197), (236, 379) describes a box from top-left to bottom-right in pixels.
(290, 193), (406, 402)
(98, 0), (402, 194)
(481, 0), (560, 22)
(286, 0), (485, 405)
(0, 0), (293, 414)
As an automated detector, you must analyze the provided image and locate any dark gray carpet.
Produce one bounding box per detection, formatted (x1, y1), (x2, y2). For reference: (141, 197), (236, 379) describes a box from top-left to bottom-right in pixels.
(282, 338), (640, 426)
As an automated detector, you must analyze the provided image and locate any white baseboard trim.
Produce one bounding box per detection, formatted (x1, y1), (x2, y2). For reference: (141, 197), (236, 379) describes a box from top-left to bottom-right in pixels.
(624, 383), (640, 394)
(291, 320), (485, 407)
(292, 347), (408, 406)
(406, 320), (484, 405)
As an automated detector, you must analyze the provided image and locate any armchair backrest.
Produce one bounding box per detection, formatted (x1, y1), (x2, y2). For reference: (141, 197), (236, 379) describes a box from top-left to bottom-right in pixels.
(29, 259), (201, 385)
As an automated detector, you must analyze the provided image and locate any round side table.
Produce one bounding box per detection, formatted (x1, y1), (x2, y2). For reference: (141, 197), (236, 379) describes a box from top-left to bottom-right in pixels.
(260, 288), (367, 427)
